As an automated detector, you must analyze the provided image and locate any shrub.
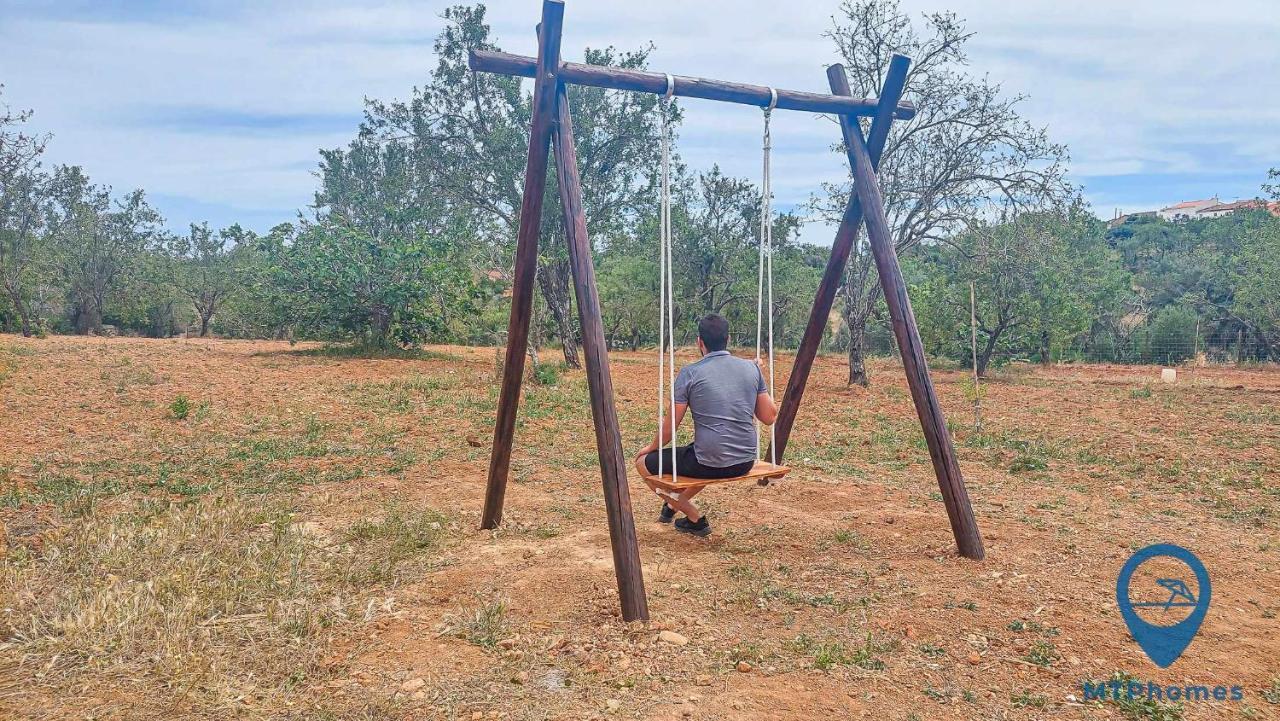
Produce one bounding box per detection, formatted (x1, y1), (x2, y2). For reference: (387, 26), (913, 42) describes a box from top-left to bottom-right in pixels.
(169, 394), (191, 420)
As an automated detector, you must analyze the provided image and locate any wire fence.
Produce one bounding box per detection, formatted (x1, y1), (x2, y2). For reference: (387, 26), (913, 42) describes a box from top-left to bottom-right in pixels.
(856, 317), (1276, 369)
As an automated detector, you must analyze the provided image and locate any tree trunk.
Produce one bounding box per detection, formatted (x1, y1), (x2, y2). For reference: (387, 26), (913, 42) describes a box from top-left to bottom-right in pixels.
(7, 290), (33, 338)
(537, 258), (581, 369)
(199, 312), (211, 338)
(74, 303), (102, 335)
(842, 251), (881, 386)
(976, 322), (1007, 377)
(370, 305), (392, 347)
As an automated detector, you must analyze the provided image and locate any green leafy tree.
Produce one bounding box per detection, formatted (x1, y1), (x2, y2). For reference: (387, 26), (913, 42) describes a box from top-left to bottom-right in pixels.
(913, 201), (1125, 375)
(283, 135), (476, 347)
(365, 4), (673, 366)
(169, 222), (241, 336)
(46, 165), (160, 334)
(0, 89), (53, 337)
(1232, 203), (1280, 360)
(216, 223), (301, 340)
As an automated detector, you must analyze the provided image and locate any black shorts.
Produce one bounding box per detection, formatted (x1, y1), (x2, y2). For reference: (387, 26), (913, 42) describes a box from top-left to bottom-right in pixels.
(643, 444), (755, 479)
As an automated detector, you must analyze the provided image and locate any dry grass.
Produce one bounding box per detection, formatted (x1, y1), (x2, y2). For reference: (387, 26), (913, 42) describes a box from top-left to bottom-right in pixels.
(0, 488), (448, 718)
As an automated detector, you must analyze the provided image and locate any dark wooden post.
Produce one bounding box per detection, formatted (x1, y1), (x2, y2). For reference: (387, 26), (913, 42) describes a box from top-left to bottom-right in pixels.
(844, 109), (985, 561)
(552, 84), (649, 621)
(481, 0), (565, 530)
(768, 57), (909, 463)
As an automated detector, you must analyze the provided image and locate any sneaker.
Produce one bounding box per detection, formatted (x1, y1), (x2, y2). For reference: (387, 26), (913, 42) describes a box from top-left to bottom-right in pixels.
(673, 515), (711, 537)
(658, 503), (675, 524)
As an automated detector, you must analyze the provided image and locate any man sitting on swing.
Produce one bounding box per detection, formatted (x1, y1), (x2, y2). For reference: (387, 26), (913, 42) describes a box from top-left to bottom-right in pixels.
(634, 313), (778, 537)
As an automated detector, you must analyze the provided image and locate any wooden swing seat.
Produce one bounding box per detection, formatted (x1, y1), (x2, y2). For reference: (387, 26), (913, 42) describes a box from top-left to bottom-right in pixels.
(640, 460), (790, 492)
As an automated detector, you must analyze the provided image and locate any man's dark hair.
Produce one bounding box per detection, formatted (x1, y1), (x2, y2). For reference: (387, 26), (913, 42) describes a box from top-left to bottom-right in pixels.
(698, 314), (730, 352)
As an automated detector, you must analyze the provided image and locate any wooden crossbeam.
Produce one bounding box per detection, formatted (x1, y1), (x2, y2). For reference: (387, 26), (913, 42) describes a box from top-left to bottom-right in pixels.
(469, 49), (916, 119)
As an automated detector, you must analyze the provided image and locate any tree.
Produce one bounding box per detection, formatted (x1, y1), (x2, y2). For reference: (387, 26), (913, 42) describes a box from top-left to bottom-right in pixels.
(1231, 190), (1280, 360)
(912, 201), (1124, 375)
(45, 166), (161, 334)
(216, 223), (304, 340)
(169, 222), (241, 337)
(364, 4), (672, 367)
(0, 88), (52, 337)
(282, 134), (477, 347)
(819, 0), (1069, 384)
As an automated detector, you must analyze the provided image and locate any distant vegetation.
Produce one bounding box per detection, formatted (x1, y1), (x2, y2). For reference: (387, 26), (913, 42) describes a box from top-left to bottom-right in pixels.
(2, 3), (1278, 379)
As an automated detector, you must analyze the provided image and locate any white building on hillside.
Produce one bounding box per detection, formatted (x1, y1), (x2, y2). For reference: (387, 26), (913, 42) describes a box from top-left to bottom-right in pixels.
(1196, 199), (1273, 218)
(1157, 198), (1218, 221)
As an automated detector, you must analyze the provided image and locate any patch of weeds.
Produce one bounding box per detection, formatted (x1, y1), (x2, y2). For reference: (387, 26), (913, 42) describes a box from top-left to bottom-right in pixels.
(151, 462), (216, 496)
(1010, 452), (1049, 473)
(923, 685), (953, 702)
(444, 594), (509, 650)
(531, 361), (564, 386)
(192, 400), (212, 422)
(1260, 677), (1280, 704)
(728, 640), (764, 664)
(1023, 640), (1059, 667)
(291, 344), (462, 362)
(944, 600), (978, 612)
(304, 415), (328, 441)
(1105, 673), (1184, 720)
(918, 643), (946, 658)
(791, 633), (893, 671)
(1130, 386), (1153, 399)
(170, 394), (191, 420)
(386, 449), (418, 475)
(101, 358), (159, 391)
(1011, 691), (1047, 708)
(833, 529), (871, 550)
(849, 634), (894, 670)
(0, 494), (357, 713)
(33, 471), (123, 517)
(335, 502), (448, 586)
(1008, 619), (1060, 636)
(811, 641), (849, 671)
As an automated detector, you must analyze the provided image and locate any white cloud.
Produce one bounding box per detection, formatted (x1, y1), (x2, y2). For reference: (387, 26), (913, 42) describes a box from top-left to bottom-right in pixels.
(2, 0), (1276, 240)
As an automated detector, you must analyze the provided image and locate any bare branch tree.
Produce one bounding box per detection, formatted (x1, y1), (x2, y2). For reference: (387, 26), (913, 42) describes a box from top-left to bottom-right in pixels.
(817, 0), (1070, 384)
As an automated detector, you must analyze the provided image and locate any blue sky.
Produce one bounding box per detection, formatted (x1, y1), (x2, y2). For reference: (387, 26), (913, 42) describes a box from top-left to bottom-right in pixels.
(2, 0), (1277, 243)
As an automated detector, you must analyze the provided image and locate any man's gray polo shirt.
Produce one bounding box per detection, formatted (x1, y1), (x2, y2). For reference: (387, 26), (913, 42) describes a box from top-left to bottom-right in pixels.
(673, 350), (767, 467)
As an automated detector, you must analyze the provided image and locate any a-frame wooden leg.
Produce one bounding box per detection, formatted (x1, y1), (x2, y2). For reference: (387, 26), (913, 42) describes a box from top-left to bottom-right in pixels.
(768, 56), (909, 463)
(481, 1), (565, 530)
(843, 94), (985, 561)
(551, 83), (649, 621)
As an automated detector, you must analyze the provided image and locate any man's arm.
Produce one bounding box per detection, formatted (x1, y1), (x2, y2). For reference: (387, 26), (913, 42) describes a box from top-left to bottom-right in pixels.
(755, 392), (778, 425)
(639, 402), (689, 455)
(754, 358), (778, 425)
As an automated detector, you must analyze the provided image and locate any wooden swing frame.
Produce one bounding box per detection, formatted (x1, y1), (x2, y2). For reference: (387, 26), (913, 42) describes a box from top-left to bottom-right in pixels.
(473, 0), (984, 622)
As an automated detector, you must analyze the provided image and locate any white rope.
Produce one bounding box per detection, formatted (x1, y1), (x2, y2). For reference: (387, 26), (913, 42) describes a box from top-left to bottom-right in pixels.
(656, 79), (678, 485)
(756, 92), (777, 466)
